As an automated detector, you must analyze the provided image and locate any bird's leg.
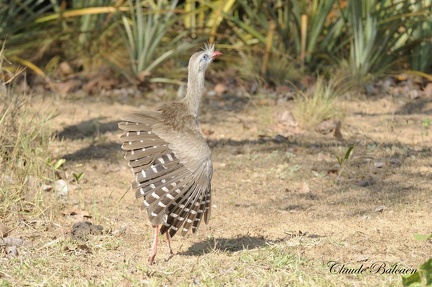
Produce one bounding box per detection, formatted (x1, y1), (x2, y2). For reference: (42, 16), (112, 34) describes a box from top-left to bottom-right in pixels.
(164, 231), (174, 262)
(148, 225), (159, 265)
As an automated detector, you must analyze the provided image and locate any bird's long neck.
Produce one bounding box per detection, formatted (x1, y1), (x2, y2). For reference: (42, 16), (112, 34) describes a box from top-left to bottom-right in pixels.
(183, 69), (205, 117)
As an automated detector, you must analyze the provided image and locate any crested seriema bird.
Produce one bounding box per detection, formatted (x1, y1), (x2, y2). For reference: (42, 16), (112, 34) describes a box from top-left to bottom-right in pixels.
(118, 44), (222, 264)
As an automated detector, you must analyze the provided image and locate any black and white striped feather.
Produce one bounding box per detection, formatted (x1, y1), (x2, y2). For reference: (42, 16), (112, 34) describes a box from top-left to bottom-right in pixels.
(119, 109), (212, 238)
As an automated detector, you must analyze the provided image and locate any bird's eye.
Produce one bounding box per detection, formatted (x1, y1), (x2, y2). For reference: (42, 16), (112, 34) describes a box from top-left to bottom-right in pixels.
(202, 54), (210, 61)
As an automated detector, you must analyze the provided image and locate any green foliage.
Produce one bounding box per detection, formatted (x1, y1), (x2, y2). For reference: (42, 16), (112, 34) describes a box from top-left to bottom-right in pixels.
(73, 172), (85, 184)
(183, 0), (236, 42)
(414, 234), (432, 241)
(336, 145), (354, 167)
(1, 0), (432, 86)
(410, 0), (432, 73)
(402, 258), (432, 287)
(0, 0), (60, 65)
(344, 0), (431, 82)
(50, 159), (66, 171)
(421, 118), (432, 136)
(117, 0), (191, 83)
(336, 145), (354, 181)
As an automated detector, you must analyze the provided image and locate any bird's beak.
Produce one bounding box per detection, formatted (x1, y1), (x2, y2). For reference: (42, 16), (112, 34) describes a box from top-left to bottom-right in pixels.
(211, 51), (223, 59)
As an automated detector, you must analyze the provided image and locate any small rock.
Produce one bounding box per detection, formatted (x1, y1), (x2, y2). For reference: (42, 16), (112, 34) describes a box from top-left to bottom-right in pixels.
(389, 156), (401, 166)
(316, 119), (338, 134)
(58, 61), (74, 75)
(381, 77), (395, 92)
(107, 164), (120, 173)
(206, 90), (217, 97)
(112, 225), (127, 236)
(364, 83), (377, 95)
(408, 90), (419, 99)
(374, 205), (385, 213)
(72, 221), (103, 240)
(5, 246), (18, 256)
(356, 179), (374, 187)
(362, 215), (371, 220)
(54, 179), (68, 197)
(374, 160), (385, 168)
(273, 134), (287, 143)
(277, 110), (297, 127)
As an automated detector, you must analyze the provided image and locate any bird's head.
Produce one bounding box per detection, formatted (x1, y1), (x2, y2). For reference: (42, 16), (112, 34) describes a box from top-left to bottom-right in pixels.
(189, 43), (222, 73)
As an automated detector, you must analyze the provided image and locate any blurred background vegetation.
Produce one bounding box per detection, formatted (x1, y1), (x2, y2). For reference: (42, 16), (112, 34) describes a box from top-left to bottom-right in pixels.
(1, 3), (432, 284)
(0, 0), (431, 90)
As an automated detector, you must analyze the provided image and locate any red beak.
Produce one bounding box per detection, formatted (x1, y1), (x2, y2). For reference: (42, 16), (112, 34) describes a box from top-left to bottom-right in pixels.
(212, 51), (223, 59)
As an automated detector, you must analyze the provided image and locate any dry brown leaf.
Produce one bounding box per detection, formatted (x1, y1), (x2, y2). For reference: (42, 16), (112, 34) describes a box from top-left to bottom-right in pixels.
(62, 207), (91, 220)
(214, 83), (227, 95)
(423, 82), (432, 97)
(202, 128), (214, 136)
(299, 182), (310, 194)
(50, 78), (82, 95)
(0, 223), (11, 237)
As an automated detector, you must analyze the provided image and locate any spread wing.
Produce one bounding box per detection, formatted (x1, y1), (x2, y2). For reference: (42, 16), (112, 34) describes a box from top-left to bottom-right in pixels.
(119, 111), (212, 238)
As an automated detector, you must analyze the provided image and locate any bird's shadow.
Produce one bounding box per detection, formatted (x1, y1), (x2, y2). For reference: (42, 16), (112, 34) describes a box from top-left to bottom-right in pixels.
(178, 236), (275, 255)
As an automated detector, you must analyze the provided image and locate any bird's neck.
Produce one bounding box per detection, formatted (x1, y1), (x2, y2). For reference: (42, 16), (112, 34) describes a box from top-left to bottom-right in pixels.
(183, 69), (205, 117)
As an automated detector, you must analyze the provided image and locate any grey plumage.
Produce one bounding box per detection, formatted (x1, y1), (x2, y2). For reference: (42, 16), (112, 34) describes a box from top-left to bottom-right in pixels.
(118, 44), (221, 263)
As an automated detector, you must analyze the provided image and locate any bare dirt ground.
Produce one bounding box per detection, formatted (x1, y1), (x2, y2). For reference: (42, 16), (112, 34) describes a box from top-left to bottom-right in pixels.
(1, 90), (431, 286)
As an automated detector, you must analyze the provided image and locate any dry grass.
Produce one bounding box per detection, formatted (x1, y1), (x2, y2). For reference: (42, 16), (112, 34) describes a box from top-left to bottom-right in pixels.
(0, 51), (58, 220)
(1, 86), (431, 286)
(292, 75), (347, 130)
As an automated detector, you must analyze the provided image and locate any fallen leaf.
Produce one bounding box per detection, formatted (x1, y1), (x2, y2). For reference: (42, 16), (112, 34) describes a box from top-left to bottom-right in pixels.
(50, 78), (82, 95)
(214, 83), (227, 95)
(423, 82), (432, 97)
(202, 128), (214, 136)
(395, 73), (408, 81)
(299, 182), (310, 194)
(0, 223), (11, 237)
(62, 207), (91, 220)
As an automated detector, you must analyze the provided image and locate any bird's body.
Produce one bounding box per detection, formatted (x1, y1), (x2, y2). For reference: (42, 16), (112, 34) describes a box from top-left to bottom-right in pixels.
(119, 44), (221, 264)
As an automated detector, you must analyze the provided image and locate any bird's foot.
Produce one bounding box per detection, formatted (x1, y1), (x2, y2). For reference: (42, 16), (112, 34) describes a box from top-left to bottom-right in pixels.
(165, 251), (174, 262)
(148, 254), (156, 265)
